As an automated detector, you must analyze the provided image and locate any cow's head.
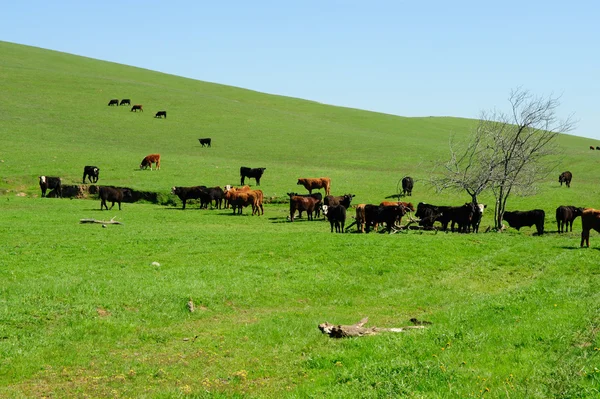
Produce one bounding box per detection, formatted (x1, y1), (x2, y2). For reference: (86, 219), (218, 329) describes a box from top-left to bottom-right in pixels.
(39, 176), (46, 184)
(122, 189), (133, 198)
(171, 187), (178, 195)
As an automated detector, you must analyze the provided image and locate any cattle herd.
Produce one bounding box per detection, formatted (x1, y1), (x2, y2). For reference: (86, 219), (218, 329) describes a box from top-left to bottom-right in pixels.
(38, 124), (600, 248)
(108, 98), (167, 119)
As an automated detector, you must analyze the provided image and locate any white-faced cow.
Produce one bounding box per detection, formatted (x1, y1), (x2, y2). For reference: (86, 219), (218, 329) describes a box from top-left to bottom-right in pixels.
(82, 166), (100, 184)
(39, 176), (62, 198)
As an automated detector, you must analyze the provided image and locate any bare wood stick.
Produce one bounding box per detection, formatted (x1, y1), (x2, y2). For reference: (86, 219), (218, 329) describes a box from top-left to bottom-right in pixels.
(79, 218), (123, 225)
(319, 317), (425, 338)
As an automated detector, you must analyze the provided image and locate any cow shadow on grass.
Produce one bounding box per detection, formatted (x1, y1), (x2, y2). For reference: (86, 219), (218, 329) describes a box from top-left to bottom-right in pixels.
(558, 246), (600, 251)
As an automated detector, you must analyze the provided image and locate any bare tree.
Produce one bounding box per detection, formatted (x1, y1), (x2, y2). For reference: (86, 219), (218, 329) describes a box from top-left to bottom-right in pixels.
(434, 88), (575, 229)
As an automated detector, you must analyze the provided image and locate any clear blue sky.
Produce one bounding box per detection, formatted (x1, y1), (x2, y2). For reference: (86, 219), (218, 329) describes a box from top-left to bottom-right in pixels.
(2, 1), (598, 139)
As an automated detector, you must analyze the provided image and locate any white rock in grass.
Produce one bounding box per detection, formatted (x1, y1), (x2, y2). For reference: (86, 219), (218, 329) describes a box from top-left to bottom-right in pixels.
(151, 261), (160, 267)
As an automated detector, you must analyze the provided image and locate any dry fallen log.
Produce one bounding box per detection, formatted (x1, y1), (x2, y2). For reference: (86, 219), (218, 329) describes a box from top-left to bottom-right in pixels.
(318, 317), (425, 338)
(79, 217), (123, 225)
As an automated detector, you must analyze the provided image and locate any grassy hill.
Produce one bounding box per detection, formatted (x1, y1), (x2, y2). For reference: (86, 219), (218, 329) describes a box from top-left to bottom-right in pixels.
(1, 41), (599, 398)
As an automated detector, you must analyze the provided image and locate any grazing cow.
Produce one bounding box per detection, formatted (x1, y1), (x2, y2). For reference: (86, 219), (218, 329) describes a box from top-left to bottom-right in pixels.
(154, 111), (167, 118)
(590, 146), (595, 150)
(82, 165), (100, 184)
(558, 171), (572, 188)
(140, 154), (160, 170)
(324, 194), (355, 210)
(597, 146), (600, 150)
(581, 208), (600, 247)
(503, 209), (545, 235)
(131, 104), (143, 112)
(99, 186), (132, 210)
(297, 177), (331, 196)
(288, 192), (323, 218)
(171, 186), (207, 210)
(556, 205), (584, 233)
(471, 203), (487, 233)
(327, 205), (347, 233)
(364, 204), (407, 233)
(108, 99), (119, 106)
(119, 99), (131, 106)
(402, 176), (414, 196)
(198, 138), (212, 147)
(380, 201), (415, 212)
(288, 194), (321, 222)
(199, 186), (224, 209)
(39, 176), (62, 198)
(240, 167), (266, 186)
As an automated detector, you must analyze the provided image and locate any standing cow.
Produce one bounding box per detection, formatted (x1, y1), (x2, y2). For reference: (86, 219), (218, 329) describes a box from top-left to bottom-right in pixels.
(297, 177), (331, 196)
(556, 205), (584, 233)
(240, 167), (266, 186)
(99, 186), (132, 210)
(82, 166), (100, 184)
(402, 176), (414, 196)
(39, 176), (62, 198)
(198, 138), (212, 147)
(558, 171), (572, 188)
(581, 208), (600, 247)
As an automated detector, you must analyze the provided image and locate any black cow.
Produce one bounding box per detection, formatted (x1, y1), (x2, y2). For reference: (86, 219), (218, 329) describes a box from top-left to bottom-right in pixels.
(82, 165), (100, 184)
(415, 202), (443, 228)
(99, 186), (132, 210)
(155, 111), (167, 118)
(240, 167), (266, 186)
(324, 194), (355, 210)
(287, 192), (323, 218)
(171, 186), (207, 210)
(558, 171), (572, 188)
(364, 204), (407, 233)
(596, 146), (600, 151)
(198, 138), (212, 147)
(119, 99), (131, 106)
(402, 176), (414, 196)
(503, 209), (545, 235)
(108, 99), (119, 106)
(39, 176), (62, 198)
(326, 205), (347, 233)
(199, 186), (224, 209)
(556, 205), (584, 233)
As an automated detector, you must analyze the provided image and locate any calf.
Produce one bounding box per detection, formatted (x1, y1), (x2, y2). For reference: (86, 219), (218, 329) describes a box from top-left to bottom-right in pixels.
(240, 166), (266, 186)
(82, 165), (100, 184)
(39, 176), (62, 198)
(154, 111), (167, 118)
(119, 99), (131, 106)
(140, 153), (160, 170)
(198, 138), (212, 147)
(297, 177), (331, 196)
(556, 205), (584, 233)
(99, 186), (132, 210)
(581, 208), (600, 247)
(199, 186), (224, 209)
(288, 192), (323, 218)
(171, 186), (206, 210)
(327, 205), (347, 233)
(131, 104), (143, 112)
(402, 176), (414, 196)
(471, 203), (487, 233)
(108, 99), (119, 106)
(364, 204), (407, 233)
(450, 203), (477, 233)
(558, 171), (572, 188)
(288, 194), (320, 222)
(503, 209), (545, 235)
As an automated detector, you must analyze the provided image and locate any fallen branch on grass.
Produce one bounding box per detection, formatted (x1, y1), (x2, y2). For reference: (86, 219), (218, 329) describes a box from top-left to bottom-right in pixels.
(79, 217), (123, 225)
(318, 317), (425, 338)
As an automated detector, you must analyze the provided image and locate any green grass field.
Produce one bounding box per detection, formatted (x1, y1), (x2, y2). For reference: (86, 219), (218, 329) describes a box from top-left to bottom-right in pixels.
(1, 41), (599, 398)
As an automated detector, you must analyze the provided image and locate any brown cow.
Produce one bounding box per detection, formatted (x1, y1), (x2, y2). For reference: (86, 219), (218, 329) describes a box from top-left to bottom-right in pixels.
(131, 104), (143, 112)
(223, 185), (251, 208)
(297, 177), (331, 196)
(288, 194), (321, 222)
(140, 154), (160, 170)
(380, 201), (415, 212)
(225, 189), (262, 215)
(580, 208), (600, 247)
(355, 204), (367, 233)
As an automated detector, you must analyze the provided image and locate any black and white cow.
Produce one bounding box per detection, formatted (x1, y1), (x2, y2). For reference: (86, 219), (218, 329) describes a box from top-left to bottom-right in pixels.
(82, 166), (100, 184)
(39, 176), (62, 198)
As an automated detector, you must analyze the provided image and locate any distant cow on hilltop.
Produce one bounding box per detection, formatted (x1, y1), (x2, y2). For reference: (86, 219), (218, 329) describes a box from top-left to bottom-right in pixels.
(140, 154), (160, 170)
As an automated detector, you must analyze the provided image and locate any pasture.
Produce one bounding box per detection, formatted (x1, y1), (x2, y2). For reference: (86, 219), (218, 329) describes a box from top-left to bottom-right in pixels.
(1, 41), (599, 397)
